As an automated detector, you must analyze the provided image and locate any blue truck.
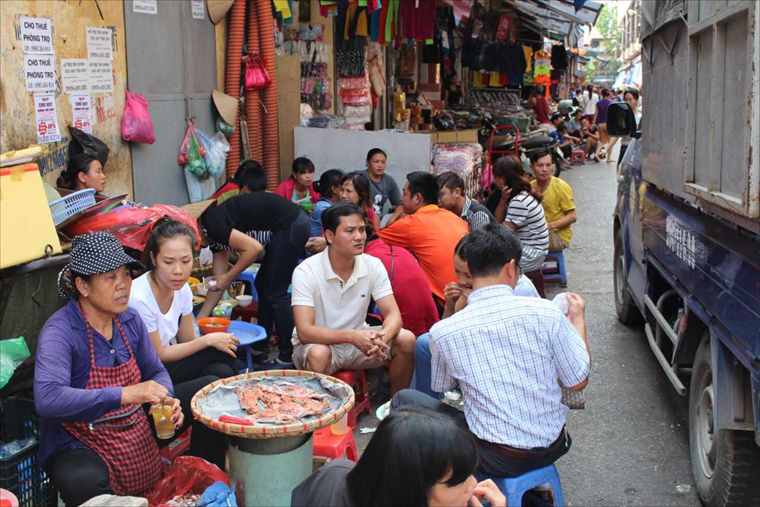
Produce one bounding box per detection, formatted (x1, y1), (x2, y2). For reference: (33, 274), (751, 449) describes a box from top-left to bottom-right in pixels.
(610, 1), (760, 505)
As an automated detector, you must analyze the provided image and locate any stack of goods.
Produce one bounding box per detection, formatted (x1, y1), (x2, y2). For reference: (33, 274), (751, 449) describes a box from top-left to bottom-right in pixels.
(431, 143), (483, 198)
(467, 89), (523, 115)
(299, 42), (332, 113)
(338, 75), (372, 130)
(533, 49), (552, 95)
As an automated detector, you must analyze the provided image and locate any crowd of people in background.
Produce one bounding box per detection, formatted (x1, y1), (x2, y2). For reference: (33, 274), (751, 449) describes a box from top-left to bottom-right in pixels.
(35, 79), (624, 502)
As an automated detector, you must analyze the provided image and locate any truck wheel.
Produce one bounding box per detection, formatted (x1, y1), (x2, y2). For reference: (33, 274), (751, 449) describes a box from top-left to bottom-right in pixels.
(613, 230), (642, 325)
(689, 336), (760, 507)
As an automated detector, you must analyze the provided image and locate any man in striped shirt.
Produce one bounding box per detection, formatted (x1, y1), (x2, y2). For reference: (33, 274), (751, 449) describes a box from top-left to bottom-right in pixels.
(436, 171), (495, 231)
(393, 224), (590, 477)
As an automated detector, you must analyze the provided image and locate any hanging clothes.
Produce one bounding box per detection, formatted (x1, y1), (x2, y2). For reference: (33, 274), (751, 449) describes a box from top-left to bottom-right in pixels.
(399, 0), (435, 41)
(551, 45), (568, 70)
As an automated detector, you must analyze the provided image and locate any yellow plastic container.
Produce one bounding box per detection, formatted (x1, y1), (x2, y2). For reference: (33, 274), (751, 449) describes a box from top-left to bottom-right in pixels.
(0, 164), (62, 269)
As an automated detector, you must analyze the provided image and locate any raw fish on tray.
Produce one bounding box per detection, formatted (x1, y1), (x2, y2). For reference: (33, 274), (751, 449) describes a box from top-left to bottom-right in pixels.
(234, 381), (331, 424)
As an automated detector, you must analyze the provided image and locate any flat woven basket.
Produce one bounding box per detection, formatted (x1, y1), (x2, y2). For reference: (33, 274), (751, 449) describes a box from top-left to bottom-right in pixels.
(191, 370), (355, 439)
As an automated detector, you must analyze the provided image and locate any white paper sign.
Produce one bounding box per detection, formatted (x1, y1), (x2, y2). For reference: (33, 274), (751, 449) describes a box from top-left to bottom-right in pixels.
(70, 94), (93, 134)
(60, 58), (89, 94)
(191, 0), (206, 19)
(88, 59), (113, 93)
(24, 53), (56, 92)
(86, 27), (113, 61)
(133, 0), (158, 14)
(20, 16), (54, 54)
(34, 93), (62, 144)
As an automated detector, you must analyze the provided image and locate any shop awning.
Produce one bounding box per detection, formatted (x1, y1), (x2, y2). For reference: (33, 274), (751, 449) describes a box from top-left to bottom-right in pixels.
(504, 0), (603, 41)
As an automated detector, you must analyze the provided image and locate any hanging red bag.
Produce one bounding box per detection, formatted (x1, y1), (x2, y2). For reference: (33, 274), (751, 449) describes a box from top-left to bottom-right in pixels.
(177, 120), (206, 166)
(121, 91), (156, 144)
(244, 54), (272, 91)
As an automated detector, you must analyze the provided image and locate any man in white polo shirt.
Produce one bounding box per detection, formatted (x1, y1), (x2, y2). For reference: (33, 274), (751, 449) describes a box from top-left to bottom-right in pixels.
(291, 203), (415, 394)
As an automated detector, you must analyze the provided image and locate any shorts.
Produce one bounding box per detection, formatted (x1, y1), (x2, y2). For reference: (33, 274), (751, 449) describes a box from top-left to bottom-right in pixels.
(292, 326), (388, 374)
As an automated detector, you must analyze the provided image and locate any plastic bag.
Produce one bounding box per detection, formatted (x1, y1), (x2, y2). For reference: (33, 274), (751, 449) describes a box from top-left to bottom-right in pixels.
(64, 204), (201, 253)
(145, 456), (230, 507)
(244, 54), (271, 91)
(195, 129), (229, 178)
(0, 337), (30, 390)
(121, 91), (156, 144)
(178, 121), (207, 178)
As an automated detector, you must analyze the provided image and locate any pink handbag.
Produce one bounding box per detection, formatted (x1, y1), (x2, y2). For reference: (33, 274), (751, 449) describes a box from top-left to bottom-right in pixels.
(244, 54), (271, 91)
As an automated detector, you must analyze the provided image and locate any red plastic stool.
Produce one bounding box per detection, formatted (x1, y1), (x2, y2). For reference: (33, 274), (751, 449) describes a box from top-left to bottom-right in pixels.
(312, 426), (359, 461)
(332, 370), (371, 427)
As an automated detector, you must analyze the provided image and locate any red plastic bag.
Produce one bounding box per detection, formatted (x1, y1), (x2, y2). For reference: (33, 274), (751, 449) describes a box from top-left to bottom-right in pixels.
(64, 204), (201, 253)
(145, 456), (230, 507)
(121, 91), (156, 144)
(178, 121), (206, 166)
(244, 54), (271, 91)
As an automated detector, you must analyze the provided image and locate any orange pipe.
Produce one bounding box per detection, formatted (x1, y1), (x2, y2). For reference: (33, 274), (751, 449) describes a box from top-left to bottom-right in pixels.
(256, 0), (280, 190)
(246, 0), (264, 164)
(224, 0), (246, 177)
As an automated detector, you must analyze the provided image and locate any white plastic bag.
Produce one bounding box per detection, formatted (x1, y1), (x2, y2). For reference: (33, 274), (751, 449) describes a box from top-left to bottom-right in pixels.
(195, 129), (229, 178)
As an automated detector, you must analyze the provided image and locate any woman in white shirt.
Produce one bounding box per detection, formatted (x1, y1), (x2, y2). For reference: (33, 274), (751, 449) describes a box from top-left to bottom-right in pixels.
(130, 219), (241, 379)
(128, 218), (240, 467)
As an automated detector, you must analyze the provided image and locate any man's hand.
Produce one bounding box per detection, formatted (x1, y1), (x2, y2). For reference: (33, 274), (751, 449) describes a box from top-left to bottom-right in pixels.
(565, 292), (585, 320)
(122, 380), (168, 406)
(444, 282), (465, 306)
(305, 236), (327, 254)
(468, 479), (506, 507)
(352, 329), (382, 356)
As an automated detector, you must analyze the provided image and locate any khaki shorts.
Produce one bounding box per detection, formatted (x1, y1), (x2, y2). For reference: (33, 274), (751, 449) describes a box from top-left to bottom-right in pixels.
(549, 230), (569, 251)
(292, 326), (388, 374)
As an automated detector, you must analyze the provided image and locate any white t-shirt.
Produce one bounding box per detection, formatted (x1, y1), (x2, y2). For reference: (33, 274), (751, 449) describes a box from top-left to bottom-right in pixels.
(584, 91), (599, 116)
(290, 250), (393, 346)
(129, 272), (194, 347)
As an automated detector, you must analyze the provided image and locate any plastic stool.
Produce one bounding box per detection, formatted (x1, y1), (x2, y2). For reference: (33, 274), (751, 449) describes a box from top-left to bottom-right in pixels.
(236, 270), (258, 301)
(332, 370), (371, 427)
(312, 426), (358, 461)
(486, 465), (565, 507)
(542, 250), (568, 287)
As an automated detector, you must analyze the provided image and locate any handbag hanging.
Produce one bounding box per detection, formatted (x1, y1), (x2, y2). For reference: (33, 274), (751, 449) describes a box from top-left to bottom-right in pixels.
(244, 54), (272, 91)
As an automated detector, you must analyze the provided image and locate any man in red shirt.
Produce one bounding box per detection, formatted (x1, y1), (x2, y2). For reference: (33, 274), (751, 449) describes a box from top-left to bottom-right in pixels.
(365, 238), (439, 337)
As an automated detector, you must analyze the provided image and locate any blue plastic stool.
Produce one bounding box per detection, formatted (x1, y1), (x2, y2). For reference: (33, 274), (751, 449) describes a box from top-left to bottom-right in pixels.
(542, 250), (568, 287)
(229, 321), (267, 372)
(236, 270), (259, 302)
(485, 465), (565, 507)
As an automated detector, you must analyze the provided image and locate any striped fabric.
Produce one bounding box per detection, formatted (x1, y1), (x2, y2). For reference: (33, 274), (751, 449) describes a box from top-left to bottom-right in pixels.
(505, 191), (549, 272)
(430, 284), (589, 449)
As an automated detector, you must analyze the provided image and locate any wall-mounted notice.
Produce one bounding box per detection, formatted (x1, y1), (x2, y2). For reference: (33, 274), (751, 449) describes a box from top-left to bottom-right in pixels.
(86, 27), (113, 61)
(20, 16), (54, 54)
(88, 59), (113, 93)
(24, 53), (56, 92)
(34, 93), (62, 144)
(70, 94), (93, 134)
(133, 0), (158, 15)
(191, 0), (206, 19)
(61, 58), (89, 94)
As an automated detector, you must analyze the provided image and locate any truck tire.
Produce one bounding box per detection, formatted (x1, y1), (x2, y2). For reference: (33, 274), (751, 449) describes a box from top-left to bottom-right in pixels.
(689, 336), (760, 507)
(613, 230), (642, 325)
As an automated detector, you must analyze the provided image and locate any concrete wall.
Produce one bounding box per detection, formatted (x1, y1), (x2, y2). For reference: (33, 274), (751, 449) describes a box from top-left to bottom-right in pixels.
(0, 0), (133, 196)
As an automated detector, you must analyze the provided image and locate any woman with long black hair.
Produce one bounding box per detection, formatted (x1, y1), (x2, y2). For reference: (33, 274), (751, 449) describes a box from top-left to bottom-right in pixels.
(292, 409), (505, 507)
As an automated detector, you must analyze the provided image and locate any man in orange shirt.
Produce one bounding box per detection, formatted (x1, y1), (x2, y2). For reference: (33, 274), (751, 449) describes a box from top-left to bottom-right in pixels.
(379, 172), (469, 304)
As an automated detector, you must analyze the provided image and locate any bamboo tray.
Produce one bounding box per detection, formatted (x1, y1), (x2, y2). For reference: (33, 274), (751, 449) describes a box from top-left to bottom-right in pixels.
(191, 370), (354, 439)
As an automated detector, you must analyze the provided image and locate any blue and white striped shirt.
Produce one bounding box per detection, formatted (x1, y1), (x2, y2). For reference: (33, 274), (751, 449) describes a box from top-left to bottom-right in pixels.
(430, 284), (589, 448)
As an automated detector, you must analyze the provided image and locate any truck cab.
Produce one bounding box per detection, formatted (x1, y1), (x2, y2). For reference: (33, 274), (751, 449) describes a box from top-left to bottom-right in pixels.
(611, 1), (760, 505)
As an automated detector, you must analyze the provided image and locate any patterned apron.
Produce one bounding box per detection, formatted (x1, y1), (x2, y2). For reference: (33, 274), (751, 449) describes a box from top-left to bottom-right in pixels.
(62, 312), (163, 495)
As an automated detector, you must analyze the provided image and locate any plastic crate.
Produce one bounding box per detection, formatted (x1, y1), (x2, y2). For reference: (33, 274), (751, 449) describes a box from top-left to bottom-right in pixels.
(48, 188), (96, 226)
(0, 398), (54, 507)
